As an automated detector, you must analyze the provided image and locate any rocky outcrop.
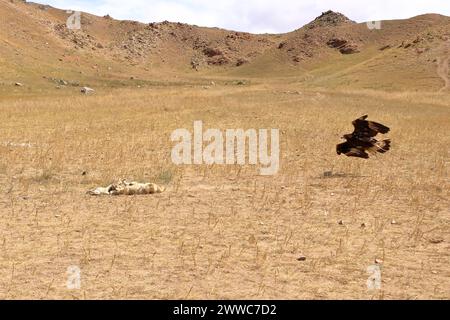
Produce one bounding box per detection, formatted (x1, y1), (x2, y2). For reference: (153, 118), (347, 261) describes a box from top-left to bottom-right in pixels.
(306, 10), (355, 29)
(327, 38), (360, 54)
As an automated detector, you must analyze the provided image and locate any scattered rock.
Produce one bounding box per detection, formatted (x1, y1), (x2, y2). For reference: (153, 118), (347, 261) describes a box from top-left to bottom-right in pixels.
(340, 44), (358, 54)
(416, 47), (428, 54)
(203, 47), (223, 57)
(412, 37), (421, 44)
(46, 77), (79, 87)
(191, 58), (200, 71)
(379, 45), (392, 51)
(283, 90), (301, 95)
(278, 41), (287, 49)
(14, 82), (23, 87)
(236, 58), (248, 66)
(208, 55), (230, 65)
(80, 87), (95, 94)
(297, 255), (307, 262)
(375, 259), (383, 265)
(338, 220), (344, 225)
(323, 171), (333, 177)
(340, 45), (359, 54)
(429, 238), (444, 244)
(37, 4), (50, 10)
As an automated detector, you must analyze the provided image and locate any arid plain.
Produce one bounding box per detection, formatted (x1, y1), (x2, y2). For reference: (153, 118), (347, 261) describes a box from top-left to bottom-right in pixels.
(0, 0), (449, 299)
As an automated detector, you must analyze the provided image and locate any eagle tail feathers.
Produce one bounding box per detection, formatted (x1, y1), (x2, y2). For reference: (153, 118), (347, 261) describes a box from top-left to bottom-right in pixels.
(369, 139), (391, 154)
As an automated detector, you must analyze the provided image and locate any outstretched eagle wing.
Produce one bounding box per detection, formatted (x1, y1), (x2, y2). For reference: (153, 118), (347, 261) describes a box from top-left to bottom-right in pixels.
(352, 115), (390, 138)
(337, 142), (369, 159)
(346, 148), (369, 159)
(336, 142), (369, 159)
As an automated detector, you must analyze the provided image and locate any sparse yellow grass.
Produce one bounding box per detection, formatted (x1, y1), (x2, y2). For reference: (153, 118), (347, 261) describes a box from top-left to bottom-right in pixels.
(0, 84), (448, 299)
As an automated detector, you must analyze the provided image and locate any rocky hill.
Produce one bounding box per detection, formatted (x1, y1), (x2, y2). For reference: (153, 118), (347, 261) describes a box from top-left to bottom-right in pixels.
(1, 0), (450, 91)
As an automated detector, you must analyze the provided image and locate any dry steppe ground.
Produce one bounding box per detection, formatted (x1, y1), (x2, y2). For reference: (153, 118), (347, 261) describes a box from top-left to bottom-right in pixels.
(0, 83), (448, 299)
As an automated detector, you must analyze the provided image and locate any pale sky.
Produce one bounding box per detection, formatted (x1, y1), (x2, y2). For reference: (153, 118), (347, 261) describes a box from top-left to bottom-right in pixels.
(37, 0), (450, 33)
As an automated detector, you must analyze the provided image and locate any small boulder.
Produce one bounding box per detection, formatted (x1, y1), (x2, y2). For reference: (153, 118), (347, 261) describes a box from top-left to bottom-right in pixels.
(236, 58), (248, 66)
(81, 87), (95, 94)
(278, 41), (287, 49)
(379, 45), (391, 51)
(339, 45), (360, 54)
(323, 171), (333, 177)
(375, 259), (383, 265)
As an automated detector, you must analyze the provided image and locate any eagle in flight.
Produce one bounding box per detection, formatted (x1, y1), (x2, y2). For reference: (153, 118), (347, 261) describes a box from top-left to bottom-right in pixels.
(337, 115), (391, 159)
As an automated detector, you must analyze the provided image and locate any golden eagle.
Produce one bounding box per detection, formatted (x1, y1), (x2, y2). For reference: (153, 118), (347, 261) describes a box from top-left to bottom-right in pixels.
(337, 115), (391, 159)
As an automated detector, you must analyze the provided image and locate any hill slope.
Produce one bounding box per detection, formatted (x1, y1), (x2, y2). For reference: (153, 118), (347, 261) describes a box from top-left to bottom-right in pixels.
(1, 0), (450, 92)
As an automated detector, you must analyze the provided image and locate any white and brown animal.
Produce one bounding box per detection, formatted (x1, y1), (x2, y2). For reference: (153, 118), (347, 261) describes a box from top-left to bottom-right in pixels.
(88, 180), (165, 196)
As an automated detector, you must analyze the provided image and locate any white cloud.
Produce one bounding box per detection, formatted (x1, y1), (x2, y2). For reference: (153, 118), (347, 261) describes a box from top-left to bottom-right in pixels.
(38, 0), (450, 33)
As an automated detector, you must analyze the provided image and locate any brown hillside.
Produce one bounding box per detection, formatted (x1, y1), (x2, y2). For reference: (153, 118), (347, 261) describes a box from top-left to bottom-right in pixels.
(1, 0), (450, 91)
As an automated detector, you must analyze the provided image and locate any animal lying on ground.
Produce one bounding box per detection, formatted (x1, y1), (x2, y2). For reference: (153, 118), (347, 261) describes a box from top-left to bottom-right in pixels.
(88, 180), (165, 196)
(336, 115), (391, 159)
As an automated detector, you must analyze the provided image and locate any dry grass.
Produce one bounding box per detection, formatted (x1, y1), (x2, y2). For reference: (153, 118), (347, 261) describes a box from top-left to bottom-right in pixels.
(0, 84), (448, 299)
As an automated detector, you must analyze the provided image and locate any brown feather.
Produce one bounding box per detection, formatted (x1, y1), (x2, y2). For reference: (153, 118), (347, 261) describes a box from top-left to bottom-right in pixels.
(345, 148), (369, 159)
(352, 115), (390, 138)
